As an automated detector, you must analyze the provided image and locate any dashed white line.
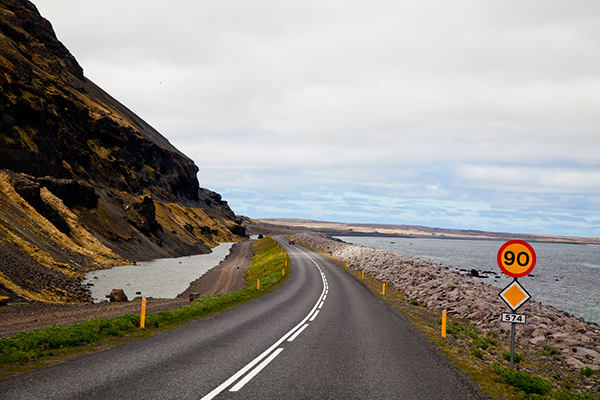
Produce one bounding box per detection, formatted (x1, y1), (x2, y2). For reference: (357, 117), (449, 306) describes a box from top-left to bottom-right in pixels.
(200, 242), (327, 400)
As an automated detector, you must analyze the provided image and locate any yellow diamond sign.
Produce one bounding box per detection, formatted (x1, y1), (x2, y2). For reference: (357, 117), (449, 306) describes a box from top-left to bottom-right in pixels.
(499, 280), (531, 311)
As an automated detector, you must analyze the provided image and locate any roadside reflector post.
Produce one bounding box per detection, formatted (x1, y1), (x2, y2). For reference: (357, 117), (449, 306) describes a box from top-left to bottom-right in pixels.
(257, 279), (260, 290)
(382, 282), (386, 295)
(140, 297), (147, 328)
(285, 260), (288, 267)
(282, 269), (285, 276)
(441, 309), (447, 338)
(362, 270), (364, 279)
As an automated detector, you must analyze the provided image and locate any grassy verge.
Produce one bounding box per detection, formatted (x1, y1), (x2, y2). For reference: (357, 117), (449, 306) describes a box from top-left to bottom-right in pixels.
(0, 237), (290, 377)
(320, 249), (599, 400)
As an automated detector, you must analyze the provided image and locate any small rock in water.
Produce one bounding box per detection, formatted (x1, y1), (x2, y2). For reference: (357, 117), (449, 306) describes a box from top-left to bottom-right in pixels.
(468, 269), (481, 278)
(109, 289), (128, 302)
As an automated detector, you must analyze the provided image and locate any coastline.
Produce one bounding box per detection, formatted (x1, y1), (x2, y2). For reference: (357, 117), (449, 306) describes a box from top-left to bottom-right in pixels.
(292, 232), (600, 374)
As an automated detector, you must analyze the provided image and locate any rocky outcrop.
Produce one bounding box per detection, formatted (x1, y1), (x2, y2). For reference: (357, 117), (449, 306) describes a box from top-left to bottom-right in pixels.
(292, 232), (600, 372)
(0, 1), (247, 304)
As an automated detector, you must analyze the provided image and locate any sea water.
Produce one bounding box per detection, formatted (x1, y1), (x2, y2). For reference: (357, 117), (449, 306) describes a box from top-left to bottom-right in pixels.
(335, 236), (600, 324)
(83, 242), (234, 303)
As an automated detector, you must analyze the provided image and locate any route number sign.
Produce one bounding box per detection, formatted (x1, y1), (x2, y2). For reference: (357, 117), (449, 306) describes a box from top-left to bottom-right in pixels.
(497, 240), (536, 278)
(502, 312), (527, 324)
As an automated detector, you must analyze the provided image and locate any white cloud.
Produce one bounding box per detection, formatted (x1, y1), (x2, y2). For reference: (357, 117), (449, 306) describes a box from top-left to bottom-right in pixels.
(32, 0), (600, 236)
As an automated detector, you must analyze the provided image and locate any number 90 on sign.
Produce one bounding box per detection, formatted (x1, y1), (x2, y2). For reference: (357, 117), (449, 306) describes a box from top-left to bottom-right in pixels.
(497, 240), (536, 278)
(502, 312), (526, 324)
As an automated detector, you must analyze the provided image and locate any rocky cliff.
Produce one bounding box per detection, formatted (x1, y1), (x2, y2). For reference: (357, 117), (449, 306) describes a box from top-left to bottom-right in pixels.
(0, 0), (246, 304)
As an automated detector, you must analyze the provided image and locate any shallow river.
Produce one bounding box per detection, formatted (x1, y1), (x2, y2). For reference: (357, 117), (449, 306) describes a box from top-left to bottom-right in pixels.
(83, 242), (234, 303)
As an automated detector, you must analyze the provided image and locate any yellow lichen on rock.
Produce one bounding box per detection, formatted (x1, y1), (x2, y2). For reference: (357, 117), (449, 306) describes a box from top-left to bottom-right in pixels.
(39, 187), (123, 264)
(0, 271), (55, 303)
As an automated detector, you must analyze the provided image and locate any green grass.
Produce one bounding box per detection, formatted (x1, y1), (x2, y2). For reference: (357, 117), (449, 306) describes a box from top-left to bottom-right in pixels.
(491, 363), (553, 396)
(0, 237), (290, 371)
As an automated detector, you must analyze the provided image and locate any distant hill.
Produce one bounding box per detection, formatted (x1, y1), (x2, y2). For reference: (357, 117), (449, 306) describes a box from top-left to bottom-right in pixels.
(0, 0), (246, 304)
(250, 218), (600, 245)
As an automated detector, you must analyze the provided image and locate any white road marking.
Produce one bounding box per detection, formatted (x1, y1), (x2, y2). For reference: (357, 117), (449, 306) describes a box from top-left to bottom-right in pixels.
(200, 242), (327, 400)
(229, 348), (284, 391)
(287, 324), (309, 342)
(309, 310), (320, 322)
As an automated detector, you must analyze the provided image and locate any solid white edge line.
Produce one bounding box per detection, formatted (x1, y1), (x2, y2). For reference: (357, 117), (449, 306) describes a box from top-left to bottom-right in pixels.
(309, 310), (320, 322)
(229, 348), (284, 392)
(287, 324), (309, 342)
(200, 245), (327, 400)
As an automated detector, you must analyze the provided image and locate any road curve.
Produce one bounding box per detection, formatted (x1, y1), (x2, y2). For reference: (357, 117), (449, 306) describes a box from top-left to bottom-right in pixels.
(0, 237), (485, 399)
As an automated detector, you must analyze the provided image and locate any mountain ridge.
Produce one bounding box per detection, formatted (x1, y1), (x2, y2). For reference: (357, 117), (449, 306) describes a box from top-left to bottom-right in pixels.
(0, 0), (246, 304)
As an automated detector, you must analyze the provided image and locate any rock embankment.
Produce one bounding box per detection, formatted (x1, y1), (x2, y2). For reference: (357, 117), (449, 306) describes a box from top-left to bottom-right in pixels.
(292, 232), (600, 372)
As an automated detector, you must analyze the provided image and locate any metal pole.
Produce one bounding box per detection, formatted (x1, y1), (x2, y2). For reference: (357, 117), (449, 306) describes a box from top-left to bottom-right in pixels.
(510, 322), (516, 369)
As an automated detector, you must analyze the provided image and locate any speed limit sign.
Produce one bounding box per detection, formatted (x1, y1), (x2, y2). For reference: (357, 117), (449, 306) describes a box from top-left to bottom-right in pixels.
(497, 240), (536, 278)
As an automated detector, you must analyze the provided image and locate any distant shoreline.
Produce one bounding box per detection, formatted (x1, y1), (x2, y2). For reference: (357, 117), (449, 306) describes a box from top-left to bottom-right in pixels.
(248, 217), (600, 245)
(331, 232), (594, 245)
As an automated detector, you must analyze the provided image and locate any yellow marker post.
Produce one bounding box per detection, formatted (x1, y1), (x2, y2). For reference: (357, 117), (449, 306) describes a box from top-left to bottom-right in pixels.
(282, 268), (285, 276)
(362, 270), (364, 279)
(285, 260), (288, 267)
(140, 297), (147, 328)
(257, 279), (260, 290)
(382, 282), (386, 295)
(442, 309), (447, 338)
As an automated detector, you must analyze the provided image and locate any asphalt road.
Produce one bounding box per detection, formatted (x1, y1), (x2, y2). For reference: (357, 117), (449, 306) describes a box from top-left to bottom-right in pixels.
(0, 238), (485, 399)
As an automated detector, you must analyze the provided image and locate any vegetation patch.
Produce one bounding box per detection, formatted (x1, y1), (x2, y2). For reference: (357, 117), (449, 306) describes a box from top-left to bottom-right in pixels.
(0, 237), (290, 377)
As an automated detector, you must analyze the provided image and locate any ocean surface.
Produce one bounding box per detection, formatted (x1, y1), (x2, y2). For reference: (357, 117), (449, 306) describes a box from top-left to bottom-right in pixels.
(83, 242), (234, 303)
(335, 235), (600, 324)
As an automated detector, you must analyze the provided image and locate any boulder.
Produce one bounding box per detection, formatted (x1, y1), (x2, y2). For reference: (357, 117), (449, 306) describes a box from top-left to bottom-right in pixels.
(566, 357), (585, 369)
(575, 347), (600, 362)
(189, 293), (200, 303)
(109, 289), (128, 302)
(530, 336), (547, 347)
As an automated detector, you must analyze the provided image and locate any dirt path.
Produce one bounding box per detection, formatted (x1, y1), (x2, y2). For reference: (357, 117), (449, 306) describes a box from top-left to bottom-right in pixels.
(0, 241), (254, 338)
(178, 240), (253, 298)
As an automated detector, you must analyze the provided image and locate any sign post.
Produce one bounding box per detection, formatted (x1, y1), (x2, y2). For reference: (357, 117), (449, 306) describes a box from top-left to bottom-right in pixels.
(497, 240), (536, 369)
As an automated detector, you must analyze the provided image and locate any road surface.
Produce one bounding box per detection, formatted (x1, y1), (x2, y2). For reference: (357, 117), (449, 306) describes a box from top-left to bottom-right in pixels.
(0, 237), (485, 399)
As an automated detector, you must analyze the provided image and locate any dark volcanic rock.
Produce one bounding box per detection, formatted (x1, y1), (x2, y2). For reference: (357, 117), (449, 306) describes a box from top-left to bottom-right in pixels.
(132, 195), (162, 237)
(35, 177), (98, 209)
(0, 0), (199, 203)
(11, 173), (70, 234)
(0, 1), (246, 304)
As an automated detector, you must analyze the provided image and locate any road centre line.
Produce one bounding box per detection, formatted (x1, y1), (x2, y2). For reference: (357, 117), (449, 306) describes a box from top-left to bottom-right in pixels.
(309, 310), (320, 322)
(229, 348), (284, 392)
(287, 324), (309, 342)
(200, 245), (327, 400)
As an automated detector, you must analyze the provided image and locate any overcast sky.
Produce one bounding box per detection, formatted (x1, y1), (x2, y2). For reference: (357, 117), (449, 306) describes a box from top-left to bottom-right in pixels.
(33, 0), (600, 237)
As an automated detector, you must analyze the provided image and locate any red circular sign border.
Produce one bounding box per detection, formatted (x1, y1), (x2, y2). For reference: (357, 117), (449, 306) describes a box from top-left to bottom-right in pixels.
(497, 240), (537, 278)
